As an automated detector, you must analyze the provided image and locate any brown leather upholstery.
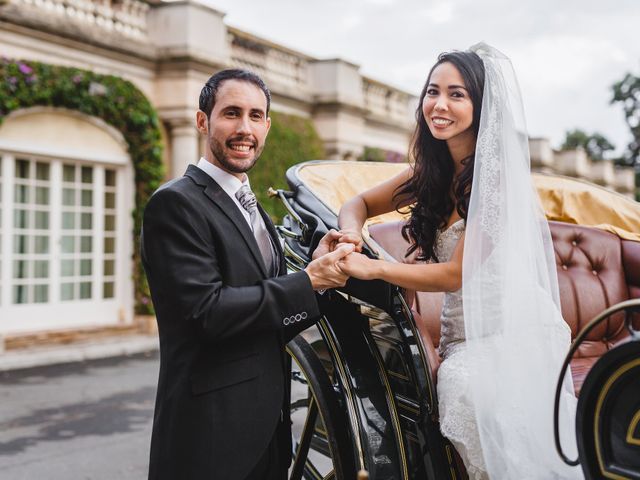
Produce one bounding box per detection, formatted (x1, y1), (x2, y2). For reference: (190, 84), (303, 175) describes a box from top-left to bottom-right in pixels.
(552, 223), (627, 354)
(369, 220), (640, 396)
(622, 238), (640, 329)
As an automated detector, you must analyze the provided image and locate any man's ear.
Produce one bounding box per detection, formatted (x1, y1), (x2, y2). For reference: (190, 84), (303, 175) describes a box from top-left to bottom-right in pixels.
(265, 116), (271, 134)
(196, 111), (208, 135)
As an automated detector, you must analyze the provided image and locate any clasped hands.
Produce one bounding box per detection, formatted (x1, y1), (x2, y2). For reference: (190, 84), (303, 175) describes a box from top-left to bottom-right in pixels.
(304, 229), (378, 291)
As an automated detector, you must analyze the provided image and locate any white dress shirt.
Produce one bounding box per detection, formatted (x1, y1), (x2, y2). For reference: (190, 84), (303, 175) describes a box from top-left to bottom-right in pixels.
(196, 157), (252, 228)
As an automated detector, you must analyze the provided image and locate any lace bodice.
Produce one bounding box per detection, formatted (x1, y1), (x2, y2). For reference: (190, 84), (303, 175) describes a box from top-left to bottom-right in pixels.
(434, 219), (465, 358)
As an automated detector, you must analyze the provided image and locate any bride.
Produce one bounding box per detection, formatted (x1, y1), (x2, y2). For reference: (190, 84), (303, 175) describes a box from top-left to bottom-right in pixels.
(336, 44), (583, 479)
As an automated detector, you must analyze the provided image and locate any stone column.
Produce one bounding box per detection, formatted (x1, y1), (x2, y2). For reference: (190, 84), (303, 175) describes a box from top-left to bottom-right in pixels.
(308, 59), (366, 159)
(149, 0), (229, 178)
(591, 160), (615, 187)
(614, 167), (636, 198)
(556, 148), (590, 178)
(148, 1), (229, 66)
(529, 138), (555, 173)
(169, 121), (200, 179)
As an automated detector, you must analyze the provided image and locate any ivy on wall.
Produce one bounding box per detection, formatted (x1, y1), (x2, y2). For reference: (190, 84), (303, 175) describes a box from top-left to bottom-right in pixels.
(0, 60), (327, 314)
(0, 58), (164, 314)
(250, 110), (325, 220)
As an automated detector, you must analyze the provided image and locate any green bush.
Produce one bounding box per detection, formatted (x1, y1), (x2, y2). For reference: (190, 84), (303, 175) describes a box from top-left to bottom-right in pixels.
(360, 146), (387, 162)
(360, 145), (407, 163)
(250, 111), (325, 221)
(0, 59), (164, 314)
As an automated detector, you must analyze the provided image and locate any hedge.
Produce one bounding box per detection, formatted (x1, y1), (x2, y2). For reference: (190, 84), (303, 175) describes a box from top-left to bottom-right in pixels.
(249, 110), (325, 220)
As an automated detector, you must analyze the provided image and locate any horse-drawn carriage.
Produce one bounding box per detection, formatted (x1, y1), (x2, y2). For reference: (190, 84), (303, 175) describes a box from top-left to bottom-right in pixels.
(271, 160), (640, 480)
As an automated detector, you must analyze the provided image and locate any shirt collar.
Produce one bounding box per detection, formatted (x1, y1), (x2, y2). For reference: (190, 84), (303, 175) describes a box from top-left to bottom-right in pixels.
(196, 157), (250, 198)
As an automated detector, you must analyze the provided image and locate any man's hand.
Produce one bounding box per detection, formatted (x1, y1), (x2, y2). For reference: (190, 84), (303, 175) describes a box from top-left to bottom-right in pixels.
(312, 229), (341, 260)
(305, 243), (355, 291)
(337, 228), (364, 253)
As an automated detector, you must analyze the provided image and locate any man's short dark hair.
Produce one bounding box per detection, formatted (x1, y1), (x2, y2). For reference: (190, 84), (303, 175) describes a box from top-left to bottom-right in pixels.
(199, 69), (271, 118)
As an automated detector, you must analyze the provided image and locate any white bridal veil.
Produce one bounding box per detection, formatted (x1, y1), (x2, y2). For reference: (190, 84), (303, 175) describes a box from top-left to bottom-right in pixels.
(462, 43), (583, 479)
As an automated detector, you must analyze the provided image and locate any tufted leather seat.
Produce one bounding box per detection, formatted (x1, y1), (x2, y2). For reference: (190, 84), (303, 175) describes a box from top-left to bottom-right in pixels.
(369, 220), (640, 395)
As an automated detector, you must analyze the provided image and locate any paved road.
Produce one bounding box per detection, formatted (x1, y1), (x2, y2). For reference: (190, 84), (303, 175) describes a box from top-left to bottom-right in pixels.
(0, 352), (159, 480)
(0, 336), (331, 480)
(0, 342), (328, 479)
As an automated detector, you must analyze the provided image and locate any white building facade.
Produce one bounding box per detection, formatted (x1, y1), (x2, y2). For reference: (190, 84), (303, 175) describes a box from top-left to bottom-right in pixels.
(0, 0), (417, 346)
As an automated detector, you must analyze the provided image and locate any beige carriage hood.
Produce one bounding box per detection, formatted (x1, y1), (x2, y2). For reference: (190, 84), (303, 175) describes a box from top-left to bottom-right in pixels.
(295, 161), (640, 242)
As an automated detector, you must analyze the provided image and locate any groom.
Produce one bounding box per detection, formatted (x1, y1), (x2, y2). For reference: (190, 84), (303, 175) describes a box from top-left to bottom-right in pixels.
(141, 69), (353, 480)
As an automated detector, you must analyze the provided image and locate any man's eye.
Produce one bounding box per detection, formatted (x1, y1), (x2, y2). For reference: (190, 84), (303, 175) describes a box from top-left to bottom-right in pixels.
(225, 111), (238, 117)
(251, 113), (263, 120)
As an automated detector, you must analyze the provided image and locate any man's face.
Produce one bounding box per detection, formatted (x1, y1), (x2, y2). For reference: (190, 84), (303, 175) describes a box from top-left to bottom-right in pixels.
(197, 79), (271, 178)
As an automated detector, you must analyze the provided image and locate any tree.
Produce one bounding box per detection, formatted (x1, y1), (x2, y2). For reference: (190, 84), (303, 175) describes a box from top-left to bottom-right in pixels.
(612, 71), (640, 200)
(612, 72), (640, 169)
(560, 129), (615, 161)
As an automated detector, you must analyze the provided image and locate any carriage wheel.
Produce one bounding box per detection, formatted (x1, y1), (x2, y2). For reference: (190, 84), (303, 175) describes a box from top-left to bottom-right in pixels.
(287, 335), (355, 480)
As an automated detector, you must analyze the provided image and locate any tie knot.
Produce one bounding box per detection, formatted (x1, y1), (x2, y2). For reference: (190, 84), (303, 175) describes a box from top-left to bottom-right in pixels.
(235, 185), (257, 212)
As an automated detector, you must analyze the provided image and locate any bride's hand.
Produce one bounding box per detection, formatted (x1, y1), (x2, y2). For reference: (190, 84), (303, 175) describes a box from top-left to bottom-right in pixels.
(337, 229), (364, 252)
(312, 229), (341, 260)
(338, 252), (379, 280)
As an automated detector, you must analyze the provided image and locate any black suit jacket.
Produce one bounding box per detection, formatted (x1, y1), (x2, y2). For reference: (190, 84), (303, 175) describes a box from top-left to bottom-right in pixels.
(142, 165), (321, 479)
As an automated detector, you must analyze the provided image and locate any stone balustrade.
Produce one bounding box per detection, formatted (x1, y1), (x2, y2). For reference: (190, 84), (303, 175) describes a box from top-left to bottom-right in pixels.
(229, 28), (310, 93)
(363, 77), (414, 125)
(229, 27), (414, 124)
(4, 0), (150, 40)
(529, 138), (636, 198)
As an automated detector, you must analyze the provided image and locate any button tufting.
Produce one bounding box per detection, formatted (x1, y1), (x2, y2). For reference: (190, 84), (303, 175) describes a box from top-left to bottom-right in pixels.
(571, 240), (577, 246)
(592, 270), (598, 275)
(562, 265), (568, 270)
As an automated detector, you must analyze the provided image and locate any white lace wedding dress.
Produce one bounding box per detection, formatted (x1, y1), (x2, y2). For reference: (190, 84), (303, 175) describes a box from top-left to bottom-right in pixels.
(433, 219), (489, 480)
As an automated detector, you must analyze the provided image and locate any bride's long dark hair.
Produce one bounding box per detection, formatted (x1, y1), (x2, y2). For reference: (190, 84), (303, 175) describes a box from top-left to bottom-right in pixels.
(394, 51), (485, 262)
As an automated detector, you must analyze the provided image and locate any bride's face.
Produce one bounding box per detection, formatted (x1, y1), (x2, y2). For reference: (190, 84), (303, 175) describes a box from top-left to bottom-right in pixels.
(422, 62), (474, 146)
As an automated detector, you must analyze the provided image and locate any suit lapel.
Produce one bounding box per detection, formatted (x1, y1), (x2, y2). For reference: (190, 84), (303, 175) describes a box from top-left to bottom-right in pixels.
(185, 165), (269, 277)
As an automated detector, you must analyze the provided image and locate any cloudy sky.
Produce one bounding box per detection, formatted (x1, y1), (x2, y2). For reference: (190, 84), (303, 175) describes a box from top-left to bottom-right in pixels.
(205, 0), (640, 156)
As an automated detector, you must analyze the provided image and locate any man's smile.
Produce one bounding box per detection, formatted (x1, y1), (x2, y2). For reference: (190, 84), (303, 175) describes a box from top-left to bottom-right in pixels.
(227, 137), (256, 156)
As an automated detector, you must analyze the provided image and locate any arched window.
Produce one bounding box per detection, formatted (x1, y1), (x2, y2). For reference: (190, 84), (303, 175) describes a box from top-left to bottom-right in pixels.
(0, 108), (134, 334)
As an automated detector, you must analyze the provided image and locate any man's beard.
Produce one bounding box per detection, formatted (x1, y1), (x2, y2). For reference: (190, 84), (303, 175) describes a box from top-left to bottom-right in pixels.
(209, 136), (264, 174)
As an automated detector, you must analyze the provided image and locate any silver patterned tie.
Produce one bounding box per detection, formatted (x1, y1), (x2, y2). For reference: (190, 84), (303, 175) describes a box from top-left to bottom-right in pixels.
(235, 185), (275, 274)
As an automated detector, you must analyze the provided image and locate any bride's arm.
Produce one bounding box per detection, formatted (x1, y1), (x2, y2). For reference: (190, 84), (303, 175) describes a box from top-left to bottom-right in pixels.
(339, 232), (465, 293)
(338, 167), (414, 251)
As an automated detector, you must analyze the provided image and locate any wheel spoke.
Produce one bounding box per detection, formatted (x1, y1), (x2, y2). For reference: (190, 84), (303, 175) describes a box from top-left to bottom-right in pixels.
(292, 370), (309, 385)
(290, 397), (319, 480)
(290, 397), (310, 411)
(302, 461), (323, 479)
(321, 470), (336, 480)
